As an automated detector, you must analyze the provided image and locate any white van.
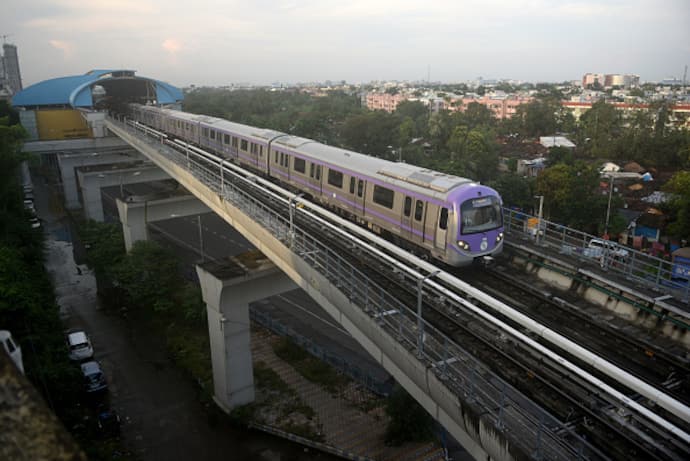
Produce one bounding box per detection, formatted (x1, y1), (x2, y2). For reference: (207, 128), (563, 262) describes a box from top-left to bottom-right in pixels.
(1, 330), (24, 374)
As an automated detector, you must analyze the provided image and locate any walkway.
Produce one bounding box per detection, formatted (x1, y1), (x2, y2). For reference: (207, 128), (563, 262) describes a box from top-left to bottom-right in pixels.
(251, 328), (447, 461)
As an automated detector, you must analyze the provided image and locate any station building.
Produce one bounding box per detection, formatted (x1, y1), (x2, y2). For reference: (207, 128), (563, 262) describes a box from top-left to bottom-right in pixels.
(11, 69), (183, 141)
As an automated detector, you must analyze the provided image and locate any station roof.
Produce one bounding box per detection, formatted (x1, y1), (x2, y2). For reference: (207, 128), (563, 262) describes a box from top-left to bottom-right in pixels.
(11, 69), (183, 108)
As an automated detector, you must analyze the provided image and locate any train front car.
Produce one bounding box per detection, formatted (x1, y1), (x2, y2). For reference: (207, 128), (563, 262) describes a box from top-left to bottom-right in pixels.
(448, 184), (504, 265)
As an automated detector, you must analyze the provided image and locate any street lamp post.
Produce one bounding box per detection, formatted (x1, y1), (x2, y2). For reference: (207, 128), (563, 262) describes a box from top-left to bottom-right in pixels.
(604, 174), (614, 237)
(119, 171), (141, 198)
(534, 195), (544, 244)
(197, 215), (205, 263)
(417, 270), (440, 359)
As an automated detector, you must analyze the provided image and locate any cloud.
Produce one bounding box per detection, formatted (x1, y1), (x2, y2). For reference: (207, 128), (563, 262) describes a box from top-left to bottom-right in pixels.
(48, 39), (75, 58)
(162, 38), (182, 54)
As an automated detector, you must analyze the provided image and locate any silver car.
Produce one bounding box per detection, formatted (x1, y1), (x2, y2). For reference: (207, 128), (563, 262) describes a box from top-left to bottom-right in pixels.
(67, 330), (94, 361)
(81, 361), (107, 393)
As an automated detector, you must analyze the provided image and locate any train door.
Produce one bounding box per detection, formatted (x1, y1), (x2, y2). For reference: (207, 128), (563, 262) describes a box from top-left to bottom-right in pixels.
(412, 199), (426, 244)
(434, 206), (448, 250)
(401, 196), (413, 240)
(354, 178), (365, 214)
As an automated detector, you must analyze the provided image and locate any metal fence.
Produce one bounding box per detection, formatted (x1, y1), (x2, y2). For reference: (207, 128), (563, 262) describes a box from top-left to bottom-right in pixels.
(503, 208), (690, 303)
(110, 117), (607, 460)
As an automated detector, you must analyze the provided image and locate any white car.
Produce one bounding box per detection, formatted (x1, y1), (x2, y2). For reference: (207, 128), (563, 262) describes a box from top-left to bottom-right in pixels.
(586, 238), (629, 259)
(67, 330), (94, 361)
(1, 330), (24, 374)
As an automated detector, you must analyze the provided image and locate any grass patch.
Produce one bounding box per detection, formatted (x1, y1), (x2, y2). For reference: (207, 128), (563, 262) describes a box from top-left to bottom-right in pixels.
(272, 338), (349, 394)
(254, 361), (292, 395)
(280, 422), (324, 442)
(165, 322), (213, 391)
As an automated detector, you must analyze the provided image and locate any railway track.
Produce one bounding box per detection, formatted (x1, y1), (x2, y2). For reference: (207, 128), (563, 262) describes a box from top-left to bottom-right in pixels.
(459, 261), (690, 410)
(129, 120), (690, 460)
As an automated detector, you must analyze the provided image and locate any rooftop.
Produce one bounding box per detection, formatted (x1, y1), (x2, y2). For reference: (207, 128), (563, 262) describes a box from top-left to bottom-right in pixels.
(12, 69), (183, 108)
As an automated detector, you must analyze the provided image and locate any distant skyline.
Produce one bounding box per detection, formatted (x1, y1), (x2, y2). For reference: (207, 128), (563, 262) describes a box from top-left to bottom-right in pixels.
(2, 0), (689, 88)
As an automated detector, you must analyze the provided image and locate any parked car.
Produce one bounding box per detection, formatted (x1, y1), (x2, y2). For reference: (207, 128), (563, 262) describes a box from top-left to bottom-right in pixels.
(81, 361), (107, 393)
(1, 330), (24, 374)
(585, 238), (629, 260)
(23, 198), (35, 213)
(96, 405), (121, 436)
(67, 330), (94, 361)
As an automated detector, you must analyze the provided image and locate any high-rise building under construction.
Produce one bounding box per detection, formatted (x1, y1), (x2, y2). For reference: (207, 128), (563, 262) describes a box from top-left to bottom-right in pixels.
(0, 43), (23, 98)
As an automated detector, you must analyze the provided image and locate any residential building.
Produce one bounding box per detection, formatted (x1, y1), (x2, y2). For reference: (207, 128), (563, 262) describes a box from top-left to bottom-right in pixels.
(365, 92), (407, 112)
(561, 101), (690, 128)
(582, 73), (639, 89)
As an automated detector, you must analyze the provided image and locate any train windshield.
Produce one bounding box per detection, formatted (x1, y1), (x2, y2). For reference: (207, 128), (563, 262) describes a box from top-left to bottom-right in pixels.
(460, 196), (502, 234)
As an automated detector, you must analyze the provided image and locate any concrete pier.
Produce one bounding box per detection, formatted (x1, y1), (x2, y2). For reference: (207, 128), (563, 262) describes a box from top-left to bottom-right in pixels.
(116, 193), (211, 251)
(196, 257), (296, 411)
(76, 163), (170, 221)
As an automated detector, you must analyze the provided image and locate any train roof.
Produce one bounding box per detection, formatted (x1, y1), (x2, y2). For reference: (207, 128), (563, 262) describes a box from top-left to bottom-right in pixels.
(134, 105), (486, 202)
(166, 109), (285, 141)
(294, 142), (474, 199)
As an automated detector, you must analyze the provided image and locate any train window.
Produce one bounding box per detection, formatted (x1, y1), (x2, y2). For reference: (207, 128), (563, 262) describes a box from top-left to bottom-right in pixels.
(240, 139), (248, 151)
(274, 151), (279, 162)
(439, 207), (448, 230)
(284, 155), (290, 167)
(259, 146), (263, 157)
(316, 165), (321, 180)
(404, 197), (412, 217)
(294, 157), (306, 173)
(210, 130), (216, 140)
(327, 169), (343, 188)
(280, 152), (284, 166)
(224, 134), (230, 144)
(310, 163), (315, 178)
(373, 185), (394, 209)
(349, 177), (355, 194)
(414, 200), (424, 221)
(250, 143), (256, 154)
(357, 180), (364, 197)
(232, 137), (238, 148)
(202, 128), (208, 137)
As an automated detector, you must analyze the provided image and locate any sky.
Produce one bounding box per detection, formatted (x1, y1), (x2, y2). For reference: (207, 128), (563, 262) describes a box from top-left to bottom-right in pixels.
(2, 0), (689, 88)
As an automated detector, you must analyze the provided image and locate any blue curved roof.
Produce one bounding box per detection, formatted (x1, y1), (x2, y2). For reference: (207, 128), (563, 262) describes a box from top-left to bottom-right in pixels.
(12, 69), (183, 108)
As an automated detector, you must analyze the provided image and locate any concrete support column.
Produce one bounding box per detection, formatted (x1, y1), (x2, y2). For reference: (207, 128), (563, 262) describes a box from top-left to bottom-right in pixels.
(116, 198), (149, 250)
(116, 194), (211, 251)
(76, 164), (170, 222)
(196, 260), (296, 412)
(57, 151), (136, 209)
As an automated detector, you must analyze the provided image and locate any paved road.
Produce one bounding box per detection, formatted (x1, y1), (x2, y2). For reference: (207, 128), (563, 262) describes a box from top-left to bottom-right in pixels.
(36, 174), (337, 461)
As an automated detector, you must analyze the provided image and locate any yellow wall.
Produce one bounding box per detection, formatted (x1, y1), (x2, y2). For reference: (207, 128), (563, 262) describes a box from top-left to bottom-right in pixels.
(36, 110), (91, 140)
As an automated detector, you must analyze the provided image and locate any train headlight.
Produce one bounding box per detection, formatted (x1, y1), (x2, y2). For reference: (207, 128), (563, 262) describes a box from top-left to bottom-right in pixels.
(496, 232), (504, 243)
(457, 240), (470, 251)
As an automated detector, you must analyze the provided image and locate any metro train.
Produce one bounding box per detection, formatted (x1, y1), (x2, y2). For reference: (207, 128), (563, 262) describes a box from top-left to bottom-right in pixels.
(128, 104), (504, 266)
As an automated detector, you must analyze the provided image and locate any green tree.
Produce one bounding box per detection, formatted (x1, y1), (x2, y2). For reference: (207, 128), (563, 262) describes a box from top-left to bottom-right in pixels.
(535, 163), (608, 233)
(513, 97), (561, 138)
(384, 385), (434, 446)
(113, 240), (180, 312)
(487, 174), (533, 209)
(578, 100), (622, 158)
(446, 126), (499, 182)
(663, 171), (690, 241)
(461, 102), (496, 129)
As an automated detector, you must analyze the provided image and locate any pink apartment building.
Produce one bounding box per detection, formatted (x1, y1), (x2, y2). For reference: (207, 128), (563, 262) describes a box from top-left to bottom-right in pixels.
(448, 95), (534, 119)
(365, 92), (407, 112)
